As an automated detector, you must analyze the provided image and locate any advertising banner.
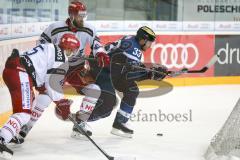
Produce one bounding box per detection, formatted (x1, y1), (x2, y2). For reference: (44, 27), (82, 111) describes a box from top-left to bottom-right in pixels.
(215, 35), (240, 76)
(181, 0), (240, 21)
(147, 35), (215, 77)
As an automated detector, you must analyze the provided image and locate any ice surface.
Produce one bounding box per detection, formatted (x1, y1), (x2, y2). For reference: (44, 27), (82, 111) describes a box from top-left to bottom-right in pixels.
(5, 85), (240, 160)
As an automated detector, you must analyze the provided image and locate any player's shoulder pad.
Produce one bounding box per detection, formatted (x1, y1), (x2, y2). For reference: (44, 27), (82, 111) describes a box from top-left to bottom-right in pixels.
(83, 22), (96, 33)
(50, 21), (69, 36)
(47, 21), (67, 31)
(119, 36), (135, 51)
(41, 43), (54, 52)
(75, 22), (95, 37)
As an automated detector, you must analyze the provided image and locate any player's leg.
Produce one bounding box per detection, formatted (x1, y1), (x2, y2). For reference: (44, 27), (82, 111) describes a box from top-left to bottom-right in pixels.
(64, 63), (101, 138)
(0, 67), (34, 158)
(88, 90), (117, 121)
(88, 69), (117, 122)
(71, 83), (101, 139)
(111, 81), (139, 138)
(72, 69), (117, 139)
(17, 94), (52, 140)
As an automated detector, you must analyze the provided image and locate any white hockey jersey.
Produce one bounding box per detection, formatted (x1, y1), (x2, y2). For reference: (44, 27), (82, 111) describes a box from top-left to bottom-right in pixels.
(20, 43), (68, 101)
(38, 19), (105, 57)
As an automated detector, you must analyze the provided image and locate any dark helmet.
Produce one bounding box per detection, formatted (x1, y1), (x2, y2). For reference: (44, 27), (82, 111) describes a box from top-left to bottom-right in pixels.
(136, 26), (156, 42)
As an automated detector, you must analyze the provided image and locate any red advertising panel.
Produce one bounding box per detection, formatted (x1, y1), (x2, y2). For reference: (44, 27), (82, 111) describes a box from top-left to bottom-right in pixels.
(146, 35), (215, 77)
(87, 35), (215, 77)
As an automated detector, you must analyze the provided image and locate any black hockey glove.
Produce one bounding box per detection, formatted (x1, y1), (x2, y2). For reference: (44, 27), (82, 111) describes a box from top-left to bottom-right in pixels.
(149, 64), (168, 81)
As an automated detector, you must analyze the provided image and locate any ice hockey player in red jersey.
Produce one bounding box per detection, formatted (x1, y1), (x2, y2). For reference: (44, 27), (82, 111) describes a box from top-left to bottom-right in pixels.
(15, 0), (109, 141)
(0, 33), (80, 159)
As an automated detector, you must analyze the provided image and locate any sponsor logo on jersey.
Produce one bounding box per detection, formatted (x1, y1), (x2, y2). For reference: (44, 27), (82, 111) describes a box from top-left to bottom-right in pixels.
(20, 56), (37, 86)
(21, 81), (31, 110)
(31, 111), (41, 118)
(8, 119), (20, 133)
(55, 46), (65, 62)
(22, 56), (33, 67)
(47, 68), (66, 75)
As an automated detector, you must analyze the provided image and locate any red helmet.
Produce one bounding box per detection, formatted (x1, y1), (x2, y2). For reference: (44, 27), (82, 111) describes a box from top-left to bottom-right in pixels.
(68, 1), (87, 16)
(59, 33), (80, 51)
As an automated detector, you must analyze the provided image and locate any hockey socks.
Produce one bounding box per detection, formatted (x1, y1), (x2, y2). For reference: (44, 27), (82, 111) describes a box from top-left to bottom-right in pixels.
(111, 102), (134, 138)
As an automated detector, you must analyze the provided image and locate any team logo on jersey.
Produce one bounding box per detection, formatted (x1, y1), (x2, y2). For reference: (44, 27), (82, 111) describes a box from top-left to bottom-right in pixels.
(120, 40), (132, 51)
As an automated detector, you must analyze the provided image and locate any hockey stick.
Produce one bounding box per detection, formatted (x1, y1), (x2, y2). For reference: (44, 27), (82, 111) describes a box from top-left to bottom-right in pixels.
(168, 54), (219, 77)
(113, 54), (219, 77)
(67, 114), (136, 160)
(67, 114), (114, 160)
(81, 53), (219, 77)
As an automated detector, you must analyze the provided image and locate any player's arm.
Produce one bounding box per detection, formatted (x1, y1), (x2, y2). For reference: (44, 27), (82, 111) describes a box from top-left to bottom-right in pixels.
(126, 63), (168, 81)
(44, 71), (73, 120)
(89, 28), (110, 67)
(104, 39), (122, 53)
(110, 52), (147, 81)
(90, 27), (105, 56)
(43, 46), (72, 120)
(111, 53), (168, 81)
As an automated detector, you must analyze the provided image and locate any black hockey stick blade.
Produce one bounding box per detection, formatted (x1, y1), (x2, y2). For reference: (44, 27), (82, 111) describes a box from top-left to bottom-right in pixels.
(187, 54), (219, 73)
(67, 114), (113, 160)
(168, 54), (219, 76)
(68, 114), (136, 160)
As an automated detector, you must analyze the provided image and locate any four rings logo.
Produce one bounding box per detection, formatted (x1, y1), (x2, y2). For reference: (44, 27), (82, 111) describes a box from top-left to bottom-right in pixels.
(150, 43), (199, 69)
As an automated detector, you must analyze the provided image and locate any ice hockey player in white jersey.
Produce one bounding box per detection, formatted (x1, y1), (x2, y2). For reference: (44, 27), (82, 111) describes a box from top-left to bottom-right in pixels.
(38, 0), (107, 60)
(14, 0), (109, 141)
(0, 33), (80, 159)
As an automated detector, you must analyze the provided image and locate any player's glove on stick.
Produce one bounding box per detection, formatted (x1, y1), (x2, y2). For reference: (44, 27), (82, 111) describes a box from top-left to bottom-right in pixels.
(149, 64), (168, 81)
(55, 99), (73, 120)
(96, 52), (110, 67)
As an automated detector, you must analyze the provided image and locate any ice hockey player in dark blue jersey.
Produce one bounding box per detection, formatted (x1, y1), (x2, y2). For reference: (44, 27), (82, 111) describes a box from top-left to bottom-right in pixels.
(87, 26), (169, 138)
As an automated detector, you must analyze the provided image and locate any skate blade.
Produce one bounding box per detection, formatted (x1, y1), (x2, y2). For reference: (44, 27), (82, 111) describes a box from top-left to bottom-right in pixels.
(9, 138), (24, 146)
(7, 143), (23, 149)
(0, 151), (13, 160)
(110, 128), (133, 138)
(71, 131), (89, 141)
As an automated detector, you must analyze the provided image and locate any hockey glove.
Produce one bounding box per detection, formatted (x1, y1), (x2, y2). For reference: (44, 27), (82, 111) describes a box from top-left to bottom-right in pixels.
(54, 99), (73, 120)
(149, 64), (168, 81)
(96, 52), (110, 67)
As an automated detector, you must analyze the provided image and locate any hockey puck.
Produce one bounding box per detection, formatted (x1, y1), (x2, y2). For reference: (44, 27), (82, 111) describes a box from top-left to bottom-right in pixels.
(157, 133), (163, 136)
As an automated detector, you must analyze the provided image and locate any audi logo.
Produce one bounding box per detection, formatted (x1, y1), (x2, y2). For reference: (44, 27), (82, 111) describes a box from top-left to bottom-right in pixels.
(151, 43), (199, 68)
